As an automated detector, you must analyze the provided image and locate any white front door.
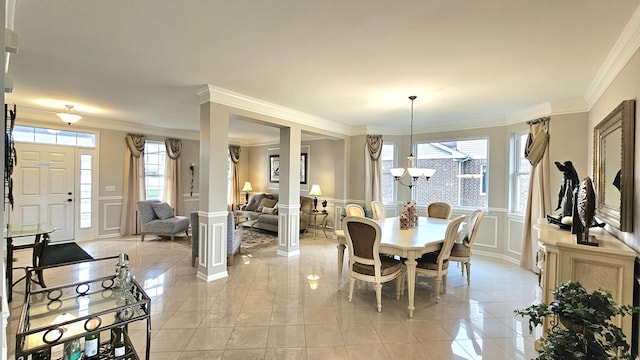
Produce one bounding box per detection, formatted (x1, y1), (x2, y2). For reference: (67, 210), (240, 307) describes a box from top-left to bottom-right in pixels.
(11, 144), (75, 242)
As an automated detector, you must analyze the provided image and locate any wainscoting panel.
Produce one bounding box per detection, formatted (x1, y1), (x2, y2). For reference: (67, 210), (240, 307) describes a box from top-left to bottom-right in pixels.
(507, 217), (524, 256)
(103, 202), (122, 231)
(474, 215), (498, 250)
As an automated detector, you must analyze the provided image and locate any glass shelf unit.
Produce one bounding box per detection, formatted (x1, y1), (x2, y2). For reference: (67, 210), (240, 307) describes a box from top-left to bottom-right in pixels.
(15, 273), (151, 360)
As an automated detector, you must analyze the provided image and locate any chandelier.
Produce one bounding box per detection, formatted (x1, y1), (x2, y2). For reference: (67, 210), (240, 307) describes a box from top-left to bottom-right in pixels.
(389, 96), (436, 189)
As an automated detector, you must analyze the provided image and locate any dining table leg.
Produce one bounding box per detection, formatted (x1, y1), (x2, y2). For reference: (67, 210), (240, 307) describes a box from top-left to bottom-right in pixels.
(405, 255), (417, 318)
(337, 243), (346, 289)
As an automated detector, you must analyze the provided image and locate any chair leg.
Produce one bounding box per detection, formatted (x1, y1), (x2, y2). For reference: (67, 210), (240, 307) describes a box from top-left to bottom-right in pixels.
(348, 278), (355, 303)
(395, 276), (402, 300)
(375, 282), (383, 312)
(460, 261), (464, 275)
(141, 234), (145, 242)
(434, 276), (441, 303)
(443, 274), (448, 291)
(192, 255), (196, 267)
(465, 261), (471, 285)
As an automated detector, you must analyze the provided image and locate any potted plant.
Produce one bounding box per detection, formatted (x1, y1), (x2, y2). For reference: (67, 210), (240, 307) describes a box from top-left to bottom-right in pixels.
(515, 281), (638, 360)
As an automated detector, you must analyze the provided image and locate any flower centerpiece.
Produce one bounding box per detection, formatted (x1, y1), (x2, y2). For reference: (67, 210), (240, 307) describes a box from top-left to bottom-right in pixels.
(399, 201), (418, 230)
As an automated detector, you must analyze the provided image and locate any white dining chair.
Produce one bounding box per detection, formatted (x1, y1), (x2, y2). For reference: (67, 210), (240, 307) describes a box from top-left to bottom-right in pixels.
(450, 209), (485, 285)
(426, 202), (452, 220)
(371, 201), (386, 220)
(345, 204), (365, 217)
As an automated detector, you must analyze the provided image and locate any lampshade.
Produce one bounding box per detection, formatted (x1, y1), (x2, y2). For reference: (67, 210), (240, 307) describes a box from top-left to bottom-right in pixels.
(309, 184), (322, 196)
(241, 181), (253, 192)
(56, 104), (82, 125)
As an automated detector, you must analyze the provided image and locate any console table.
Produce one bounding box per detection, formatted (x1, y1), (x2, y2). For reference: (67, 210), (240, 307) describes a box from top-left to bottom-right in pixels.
(535, 223), (637, 341)
(4, 223), (56, 302)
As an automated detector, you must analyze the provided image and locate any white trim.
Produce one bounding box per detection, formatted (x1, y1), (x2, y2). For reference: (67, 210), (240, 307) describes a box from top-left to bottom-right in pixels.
(585, 4), (640, 108)
(507, 217), (525, 256)
(277, 249), (300, 257)
(196, 85), (351, 136)
(99, 195), (123, 201)
(196, 271), (228, 282)
(98, 233), (122, 239)
(473, 215), (499, 250)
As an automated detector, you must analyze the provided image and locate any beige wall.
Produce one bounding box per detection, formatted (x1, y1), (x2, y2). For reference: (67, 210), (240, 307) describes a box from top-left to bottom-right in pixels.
(589, 48), (640, 252)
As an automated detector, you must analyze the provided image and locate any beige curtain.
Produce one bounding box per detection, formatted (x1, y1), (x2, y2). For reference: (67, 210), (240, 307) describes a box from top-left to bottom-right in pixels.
(120, 134), (145, 235)
(365, 135), (384, 202)
(165, 138), (183, 215)
(520, 117), (551, 270)
(229, 145), (241, 206)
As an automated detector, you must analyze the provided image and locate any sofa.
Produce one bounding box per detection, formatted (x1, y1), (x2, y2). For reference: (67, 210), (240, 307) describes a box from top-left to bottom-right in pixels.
(137, 200), (190, 241)
(190, 211), (241, 266)
(236, 193), (313, 233)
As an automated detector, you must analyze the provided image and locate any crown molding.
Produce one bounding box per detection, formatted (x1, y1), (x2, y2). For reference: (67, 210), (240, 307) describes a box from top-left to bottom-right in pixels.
(585, 3), (640, 108)
(196, 85), (352, 136)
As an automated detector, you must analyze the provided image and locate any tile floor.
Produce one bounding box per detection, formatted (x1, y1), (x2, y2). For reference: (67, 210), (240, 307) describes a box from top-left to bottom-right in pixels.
(7, 233), (539, 359)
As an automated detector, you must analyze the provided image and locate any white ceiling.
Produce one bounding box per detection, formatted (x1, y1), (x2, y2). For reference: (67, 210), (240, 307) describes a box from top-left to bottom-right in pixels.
(5, 1), (640, 144)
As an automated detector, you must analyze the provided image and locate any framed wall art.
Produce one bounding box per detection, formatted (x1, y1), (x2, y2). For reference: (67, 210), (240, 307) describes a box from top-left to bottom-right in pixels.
(269, 153), (307, 184)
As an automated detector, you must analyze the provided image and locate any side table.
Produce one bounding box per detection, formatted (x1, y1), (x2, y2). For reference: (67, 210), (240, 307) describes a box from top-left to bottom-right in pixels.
(303, 211), (329, 238)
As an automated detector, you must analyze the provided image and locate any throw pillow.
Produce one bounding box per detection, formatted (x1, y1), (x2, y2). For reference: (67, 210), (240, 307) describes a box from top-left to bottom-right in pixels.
(256, 198), (278, 212)
(245, 193), (265, 211)
(262, 207), (277, 215)
(152, 202), (175, 220)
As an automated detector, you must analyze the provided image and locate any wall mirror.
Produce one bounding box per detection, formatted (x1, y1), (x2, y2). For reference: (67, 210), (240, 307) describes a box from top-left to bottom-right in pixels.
(593, 99), (635, 232)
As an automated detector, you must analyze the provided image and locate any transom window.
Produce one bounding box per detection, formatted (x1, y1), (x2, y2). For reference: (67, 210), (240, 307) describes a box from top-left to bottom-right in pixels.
(13, 125), (96, 147)
(414, 139), (488, 208)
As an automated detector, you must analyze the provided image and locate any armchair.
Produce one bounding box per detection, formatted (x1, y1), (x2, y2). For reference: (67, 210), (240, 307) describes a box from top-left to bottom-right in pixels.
(136, 200), (190, 241)
(190, 212), (241, 267)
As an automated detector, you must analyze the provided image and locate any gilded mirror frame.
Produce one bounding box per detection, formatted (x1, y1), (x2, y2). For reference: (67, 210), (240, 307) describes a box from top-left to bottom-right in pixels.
(593, 99), (635, 232)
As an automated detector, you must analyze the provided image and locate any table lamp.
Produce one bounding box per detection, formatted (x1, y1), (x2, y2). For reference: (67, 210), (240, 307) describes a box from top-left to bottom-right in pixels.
(241, 181), (253, 204)
(309, 184), (322, 212)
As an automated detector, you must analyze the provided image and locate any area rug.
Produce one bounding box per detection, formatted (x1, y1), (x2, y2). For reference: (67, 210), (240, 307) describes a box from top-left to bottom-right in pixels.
(152, 231), (277, 254)
(240, 228), (278, 254)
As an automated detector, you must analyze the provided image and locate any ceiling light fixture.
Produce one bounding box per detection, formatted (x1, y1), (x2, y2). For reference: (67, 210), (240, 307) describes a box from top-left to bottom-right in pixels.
(389, 96), (436, 190)
(56, 104), (82, 125)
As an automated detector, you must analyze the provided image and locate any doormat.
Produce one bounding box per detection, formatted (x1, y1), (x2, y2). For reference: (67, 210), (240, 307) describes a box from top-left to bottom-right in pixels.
(40, 242), (93, 266)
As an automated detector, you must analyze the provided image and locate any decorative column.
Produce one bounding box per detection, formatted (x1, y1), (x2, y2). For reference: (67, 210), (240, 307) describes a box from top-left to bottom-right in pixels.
(195, 85), (229, 281)
(276, 127), (301, 257)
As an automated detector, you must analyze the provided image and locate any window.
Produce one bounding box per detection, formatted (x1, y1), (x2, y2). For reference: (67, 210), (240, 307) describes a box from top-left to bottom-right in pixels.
(79, 155), (92, 228)
(13, 125), (96, 147)
(512, 132), (531, 213)
(380, 143), (396, 204)
(227, 151), (232, 204)
(414, 139), (488, 208)
(144, 141), (166, 200)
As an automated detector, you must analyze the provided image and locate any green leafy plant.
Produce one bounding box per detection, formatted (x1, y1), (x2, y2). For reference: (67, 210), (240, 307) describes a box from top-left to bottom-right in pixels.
(515, 281), (638, 360)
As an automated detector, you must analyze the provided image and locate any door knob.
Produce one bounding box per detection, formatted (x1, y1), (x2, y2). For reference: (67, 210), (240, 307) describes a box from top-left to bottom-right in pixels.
(67, 199), (73, 202)
(68, 192), (72, 195)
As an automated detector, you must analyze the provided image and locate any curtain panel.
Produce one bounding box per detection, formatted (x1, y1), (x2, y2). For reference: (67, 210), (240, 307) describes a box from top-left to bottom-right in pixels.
(365, 135), (383, 203)
(165, 138), (183, 215)
(229, 145), (241, 206)
(520, 117), (551, 270)
(120, 134), (145, 235)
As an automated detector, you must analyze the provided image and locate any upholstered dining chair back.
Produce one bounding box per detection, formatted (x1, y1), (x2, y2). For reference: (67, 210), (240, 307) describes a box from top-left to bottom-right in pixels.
(450, 209), (485, 285)
(427, 202), (452, 220)
(414, 215), (465, 302)
(345, 204), (366, 217)
(370, 201), (386, 220)
(342, 216), (404, 312)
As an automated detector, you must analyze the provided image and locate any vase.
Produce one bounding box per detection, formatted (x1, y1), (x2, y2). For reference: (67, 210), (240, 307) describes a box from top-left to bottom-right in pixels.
(559, 316), (585, 333)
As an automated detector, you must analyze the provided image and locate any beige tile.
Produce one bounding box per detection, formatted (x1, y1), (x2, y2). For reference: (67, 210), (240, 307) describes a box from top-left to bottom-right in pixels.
(177, 350), (224, 360)
(384, 342), (433, 359)
(184, 327), (234, 350)
(345, 344), (391, 360)
(151, 328), (197, 352)
(267, 325), (306, 347)
(221, 348), (266, 360)
(264, 347), (306, 360)
(305, 345), (349, 360)
(304, 324), (344, 346)
(340, 323), (382, 345)
(226, 326), (269, 349)
(270, 306), (305, 325)
(235, 308), (273, 326)
(162, 310), (208, 329)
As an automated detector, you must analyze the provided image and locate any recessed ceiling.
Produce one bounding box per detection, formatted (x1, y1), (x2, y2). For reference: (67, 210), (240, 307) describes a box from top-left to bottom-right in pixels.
(5, 1), (640, 142)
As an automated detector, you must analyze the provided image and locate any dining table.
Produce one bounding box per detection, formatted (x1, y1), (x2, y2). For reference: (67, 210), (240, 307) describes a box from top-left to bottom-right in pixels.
(336, 216), (451, 318)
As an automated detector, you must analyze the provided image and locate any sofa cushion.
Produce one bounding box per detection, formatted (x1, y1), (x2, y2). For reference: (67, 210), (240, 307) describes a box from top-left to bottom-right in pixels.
(257, 198), (278, 212)
(245, 193), (265, 211)
(262, 206), (277, 215)
(152, 202), (175, 220)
